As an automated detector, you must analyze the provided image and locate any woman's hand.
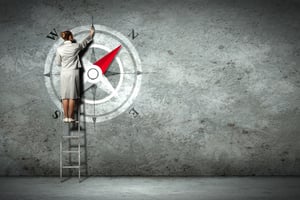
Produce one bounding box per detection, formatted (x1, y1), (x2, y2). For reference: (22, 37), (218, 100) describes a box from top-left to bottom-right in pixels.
(90, 25), (95, 37)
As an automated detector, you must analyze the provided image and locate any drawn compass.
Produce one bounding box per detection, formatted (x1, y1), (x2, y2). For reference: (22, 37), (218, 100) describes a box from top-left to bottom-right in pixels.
(44, 25), (142, 123)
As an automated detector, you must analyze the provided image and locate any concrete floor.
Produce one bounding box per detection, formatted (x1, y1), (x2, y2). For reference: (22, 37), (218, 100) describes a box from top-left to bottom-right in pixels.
(0, 177), (299, 200)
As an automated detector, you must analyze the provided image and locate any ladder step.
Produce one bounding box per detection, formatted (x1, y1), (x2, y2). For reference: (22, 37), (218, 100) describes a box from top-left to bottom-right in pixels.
(69, 145), (85, 148)
(62, 151), (79, 153)
(63, 120), (79, 124)
(69, 162), (87, 165)
(62, 135), (82, 138)
(62, 166), (80, 169)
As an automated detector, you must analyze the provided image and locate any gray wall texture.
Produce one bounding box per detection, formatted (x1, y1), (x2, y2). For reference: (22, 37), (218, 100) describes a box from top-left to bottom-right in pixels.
(0, 0), (300, 176)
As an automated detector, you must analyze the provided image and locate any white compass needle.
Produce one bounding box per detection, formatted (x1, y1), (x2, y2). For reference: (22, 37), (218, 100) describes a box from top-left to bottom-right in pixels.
(99, 74), (119, 98)
(82, 58), (118, 97)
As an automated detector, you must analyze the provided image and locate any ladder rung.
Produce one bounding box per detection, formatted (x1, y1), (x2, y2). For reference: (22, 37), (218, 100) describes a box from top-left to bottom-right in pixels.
(62, 151), (79, 153)
(69, 162), (87, 165)
(64, 120), (79, 124)
(62, 135), (82, 138)
(69, 145), (85, 148)
(70, 128), (84, 131)
(62, 166), (80, 169)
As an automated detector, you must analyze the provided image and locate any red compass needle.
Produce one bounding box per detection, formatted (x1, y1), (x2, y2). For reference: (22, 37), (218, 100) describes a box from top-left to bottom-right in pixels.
(93, 45), (121, 74)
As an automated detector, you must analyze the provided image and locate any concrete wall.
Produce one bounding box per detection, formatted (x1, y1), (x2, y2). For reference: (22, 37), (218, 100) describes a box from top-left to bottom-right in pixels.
(0, 0), (300, 176)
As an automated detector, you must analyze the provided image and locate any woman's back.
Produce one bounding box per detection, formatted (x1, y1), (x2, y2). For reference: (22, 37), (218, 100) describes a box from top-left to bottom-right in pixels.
(57, 41), (81, 70)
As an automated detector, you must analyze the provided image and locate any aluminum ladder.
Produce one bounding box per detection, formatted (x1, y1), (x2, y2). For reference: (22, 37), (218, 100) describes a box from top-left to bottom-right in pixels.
(59, 102), (86, 182)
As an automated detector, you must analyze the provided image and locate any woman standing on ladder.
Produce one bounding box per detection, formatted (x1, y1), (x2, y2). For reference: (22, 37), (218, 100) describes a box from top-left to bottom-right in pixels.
(55, 26), (95, 122)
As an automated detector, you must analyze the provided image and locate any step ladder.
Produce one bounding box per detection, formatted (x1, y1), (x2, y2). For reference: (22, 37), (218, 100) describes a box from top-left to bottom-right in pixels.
(59, 101), (87, 182)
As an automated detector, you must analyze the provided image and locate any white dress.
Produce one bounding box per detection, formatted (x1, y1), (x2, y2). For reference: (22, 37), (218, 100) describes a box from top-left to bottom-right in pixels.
(55, 35), (92, 99)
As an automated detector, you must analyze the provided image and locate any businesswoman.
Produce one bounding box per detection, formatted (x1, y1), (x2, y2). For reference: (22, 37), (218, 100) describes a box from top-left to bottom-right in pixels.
(55, 26), (95, 122)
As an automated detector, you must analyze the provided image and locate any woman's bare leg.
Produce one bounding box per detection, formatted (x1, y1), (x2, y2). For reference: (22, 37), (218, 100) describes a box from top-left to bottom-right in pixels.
(62, 99), (69, 118)
(68, 99), (76, 119)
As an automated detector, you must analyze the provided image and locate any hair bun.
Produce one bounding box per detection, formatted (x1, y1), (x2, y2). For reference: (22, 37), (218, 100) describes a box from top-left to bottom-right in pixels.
(60, 31), (73, 40)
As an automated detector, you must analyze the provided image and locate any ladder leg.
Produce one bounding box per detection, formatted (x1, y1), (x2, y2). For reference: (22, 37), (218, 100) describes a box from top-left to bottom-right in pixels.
(78, 138), (81, 182)
(60, 104), (63, 182)
(68, 123), (71, 177)
(60, 141), (62, 180)
(78, 152), (81, 182)
(78, 101), (81, 182)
